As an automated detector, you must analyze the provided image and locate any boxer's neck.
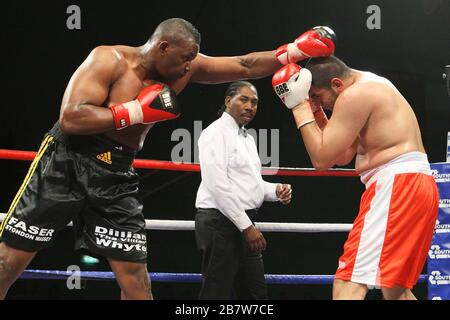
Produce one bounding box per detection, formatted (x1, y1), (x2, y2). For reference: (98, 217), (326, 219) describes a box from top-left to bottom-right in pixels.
(135, 44), (159, 80)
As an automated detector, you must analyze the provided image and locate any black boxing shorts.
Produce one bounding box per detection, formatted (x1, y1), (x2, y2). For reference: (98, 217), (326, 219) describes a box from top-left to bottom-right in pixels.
(0, 122), (147, 263)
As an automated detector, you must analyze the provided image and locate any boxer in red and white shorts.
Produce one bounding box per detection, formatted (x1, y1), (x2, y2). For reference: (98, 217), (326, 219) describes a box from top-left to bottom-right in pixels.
(273, 55), (440, 299)
(335, 152), (439, 290)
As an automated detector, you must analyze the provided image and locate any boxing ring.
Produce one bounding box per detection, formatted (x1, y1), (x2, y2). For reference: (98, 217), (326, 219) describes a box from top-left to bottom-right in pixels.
(0, 148), (443, 297)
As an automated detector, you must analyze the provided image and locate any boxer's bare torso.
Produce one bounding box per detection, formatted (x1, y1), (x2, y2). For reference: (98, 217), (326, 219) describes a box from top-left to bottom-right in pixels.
(345, 71), (425, 173)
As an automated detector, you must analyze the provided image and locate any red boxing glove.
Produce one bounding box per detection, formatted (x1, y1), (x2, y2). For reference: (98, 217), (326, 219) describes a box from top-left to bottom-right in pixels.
(276, 26), (336, 65)
(110, 83), (180, 129)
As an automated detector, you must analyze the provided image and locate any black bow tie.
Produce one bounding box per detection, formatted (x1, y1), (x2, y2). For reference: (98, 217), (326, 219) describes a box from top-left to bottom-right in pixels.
(239, 128), (247, 137)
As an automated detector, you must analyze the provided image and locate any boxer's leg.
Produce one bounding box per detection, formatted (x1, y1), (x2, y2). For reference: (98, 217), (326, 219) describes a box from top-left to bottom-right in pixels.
(0, 243), (36, 299)
(381, 287), (416, 300)
(333, 278), (368, 300)
(74, 139), (149, 299)
(108, 258), (152, 300)
(0, 132), (84, 299)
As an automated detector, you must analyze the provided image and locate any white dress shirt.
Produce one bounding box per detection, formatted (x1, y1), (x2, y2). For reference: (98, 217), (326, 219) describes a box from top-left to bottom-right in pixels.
(195, 112), (279, 231)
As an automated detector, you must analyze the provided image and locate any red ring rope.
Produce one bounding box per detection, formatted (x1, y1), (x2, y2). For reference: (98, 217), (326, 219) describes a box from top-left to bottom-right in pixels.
(0, 149), (358, 177)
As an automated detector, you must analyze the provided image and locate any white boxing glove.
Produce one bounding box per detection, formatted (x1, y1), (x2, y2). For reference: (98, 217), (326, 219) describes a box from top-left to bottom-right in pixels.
(272, 63), (312, 109)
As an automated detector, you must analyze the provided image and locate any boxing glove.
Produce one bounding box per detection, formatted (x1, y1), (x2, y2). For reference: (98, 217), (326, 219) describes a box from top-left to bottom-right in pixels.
(272, 63), (312, 109)
(110, 83), (179, 129)
(276, 26), (336, 65)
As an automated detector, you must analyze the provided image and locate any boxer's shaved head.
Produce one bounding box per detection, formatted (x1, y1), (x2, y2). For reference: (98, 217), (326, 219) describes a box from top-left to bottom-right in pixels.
(151, 18), (201, 45)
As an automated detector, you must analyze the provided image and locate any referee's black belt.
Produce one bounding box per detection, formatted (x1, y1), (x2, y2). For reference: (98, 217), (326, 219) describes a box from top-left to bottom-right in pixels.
(199, 208), (258, 219)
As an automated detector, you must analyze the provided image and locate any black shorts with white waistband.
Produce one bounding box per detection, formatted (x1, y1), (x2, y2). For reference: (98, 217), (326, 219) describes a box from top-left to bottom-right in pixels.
(0, 122), (147, 263)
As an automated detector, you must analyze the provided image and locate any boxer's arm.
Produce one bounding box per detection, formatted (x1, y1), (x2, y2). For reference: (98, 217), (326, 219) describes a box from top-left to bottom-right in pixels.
(335, 140), (358, 166)
(293, 86), (371, 170)
(312, 106), (328, 130)
(59, 47), (122, 135)
(308, 103), (357, 166)
(189, 52), (281, 84)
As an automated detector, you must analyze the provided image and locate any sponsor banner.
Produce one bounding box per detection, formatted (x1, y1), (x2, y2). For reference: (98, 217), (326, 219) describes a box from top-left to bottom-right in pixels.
(447, 132), (450, 163)
(429, 163), (450, 300)
(428, 245), (450, 260)
(435, 220), (450, 234)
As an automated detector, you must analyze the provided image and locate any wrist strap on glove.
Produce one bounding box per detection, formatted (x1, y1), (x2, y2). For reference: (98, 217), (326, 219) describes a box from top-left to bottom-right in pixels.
(297, 119), (316, 130)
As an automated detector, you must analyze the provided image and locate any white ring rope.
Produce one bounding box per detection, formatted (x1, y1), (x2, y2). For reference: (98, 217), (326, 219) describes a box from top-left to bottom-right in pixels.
(0, 213), (352, 232)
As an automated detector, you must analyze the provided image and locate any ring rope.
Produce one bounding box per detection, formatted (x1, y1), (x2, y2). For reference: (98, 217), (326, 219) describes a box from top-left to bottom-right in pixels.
(20, 269), (428, 284)
(0, 148), (358, 177)
(0, 213), (352, 232)
(142, 220), (353, 232)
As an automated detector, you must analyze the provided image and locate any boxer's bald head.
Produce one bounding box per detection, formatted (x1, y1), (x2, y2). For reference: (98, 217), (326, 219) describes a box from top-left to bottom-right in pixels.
(151, 18), (201, 46)
(148, 18), (201, 82)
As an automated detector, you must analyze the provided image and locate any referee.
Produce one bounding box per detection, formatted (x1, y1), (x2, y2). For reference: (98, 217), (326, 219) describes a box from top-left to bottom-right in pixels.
(195, 81), (292, 300)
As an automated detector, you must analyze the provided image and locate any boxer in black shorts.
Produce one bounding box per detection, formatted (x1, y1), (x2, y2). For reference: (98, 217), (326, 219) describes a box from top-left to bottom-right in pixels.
(0, 18), (331, 299)
(1, 123), (147, 262)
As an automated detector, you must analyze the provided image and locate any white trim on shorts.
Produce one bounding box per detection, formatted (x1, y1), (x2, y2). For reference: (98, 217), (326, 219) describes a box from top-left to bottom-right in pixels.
(350, 174), (395, 287)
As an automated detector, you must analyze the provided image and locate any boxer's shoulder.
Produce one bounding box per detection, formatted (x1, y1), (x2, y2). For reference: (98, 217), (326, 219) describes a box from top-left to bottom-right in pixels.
(341, 80), (385, 104)
(86, 46), (130, 71)
(353, 71), (396, 94)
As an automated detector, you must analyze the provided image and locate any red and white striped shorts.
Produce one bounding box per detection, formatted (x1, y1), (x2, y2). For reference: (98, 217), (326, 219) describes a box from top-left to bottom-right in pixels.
(335, 168), (439, 289)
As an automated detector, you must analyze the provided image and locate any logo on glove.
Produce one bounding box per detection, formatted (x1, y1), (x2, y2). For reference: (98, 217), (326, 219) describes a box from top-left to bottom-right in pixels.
(274, 83), (290, 96)
(160, 92), (173, 109)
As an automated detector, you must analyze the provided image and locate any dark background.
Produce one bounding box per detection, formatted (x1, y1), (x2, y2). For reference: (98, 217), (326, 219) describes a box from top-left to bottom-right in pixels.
(1, 0), (449, 299)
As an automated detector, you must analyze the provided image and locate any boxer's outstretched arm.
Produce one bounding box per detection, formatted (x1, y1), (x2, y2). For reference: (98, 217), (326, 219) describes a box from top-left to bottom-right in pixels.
(59, 47), (121, 135)
(189, 52), (282, 84)
(293, 86), (371, 170)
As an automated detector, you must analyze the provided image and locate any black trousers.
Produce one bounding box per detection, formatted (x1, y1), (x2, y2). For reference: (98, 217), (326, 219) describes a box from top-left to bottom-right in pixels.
(195, 208), (267, 300)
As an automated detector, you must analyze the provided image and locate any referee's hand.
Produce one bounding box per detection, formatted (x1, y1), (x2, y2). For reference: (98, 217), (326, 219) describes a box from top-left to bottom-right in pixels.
(243, 225), (266, 252)
(276, 184), (292, 205)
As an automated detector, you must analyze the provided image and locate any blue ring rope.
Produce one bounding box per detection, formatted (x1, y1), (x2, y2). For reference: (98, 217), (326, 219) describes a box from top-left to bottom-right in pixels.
(21, 270), (428, 284)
